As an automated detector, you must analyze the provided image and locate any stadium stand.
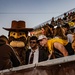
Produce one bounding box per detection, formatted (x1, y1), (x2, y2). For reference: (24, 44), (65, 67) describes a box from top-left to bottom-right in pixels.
(0, 8), (75, 75)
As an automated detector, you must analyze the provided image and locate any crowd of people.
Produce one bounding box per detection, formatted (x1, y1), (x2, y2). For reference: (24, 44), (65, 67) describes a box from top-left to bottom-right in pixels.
(0, 11), (75, 71)
(0, 23), (75, 70)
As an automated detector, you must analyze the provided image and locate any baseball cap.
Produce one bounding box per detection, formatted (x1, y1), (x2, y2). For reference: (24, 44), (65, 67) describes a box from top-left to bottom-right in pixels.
(38, 35), (47, 40)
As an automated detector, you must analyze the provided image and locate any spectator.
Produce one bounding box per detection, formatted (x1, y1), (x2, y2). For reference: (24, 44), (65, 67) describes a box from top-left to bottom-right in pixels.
(63, 13), (67, 21)
(67, 26), (75, 43)
(25, 36), (48, 64)
(54, 26), (74, 56)
(61, 23), (71, 35)
(70, 30), (75, 53)
(0, 35), (8, 44)
(51, 17), (56, 26)
(38, 34), (68, 59)
(41, 24), (54, 39)
(38, 35), (50, 59)
(72, 39), (75, 53)
(0, 38), (20, 70)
